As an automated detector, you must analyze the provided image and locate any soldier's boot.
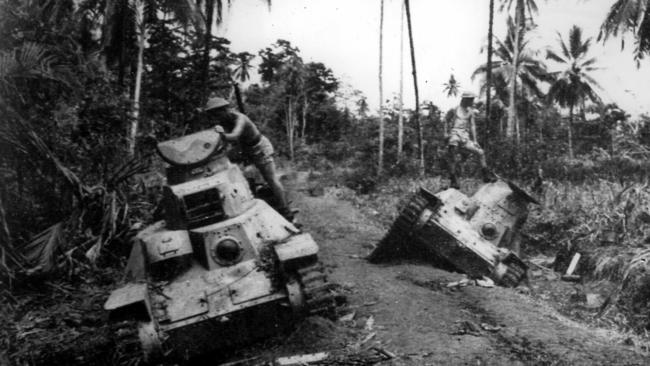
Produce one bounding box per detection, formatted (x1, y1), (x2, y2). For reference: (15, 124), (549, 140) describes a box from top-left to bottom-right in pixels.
(279, 206), (300, 225)
(447, 146), (460, 189)
(449, 170), (460, 189)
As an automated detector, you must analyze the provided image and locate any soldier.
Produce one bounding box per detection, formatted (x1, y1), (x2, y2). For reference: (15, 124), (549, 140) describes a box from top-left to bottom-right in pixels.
(447, 91), (494, 189)
(202, 97), (293, 220)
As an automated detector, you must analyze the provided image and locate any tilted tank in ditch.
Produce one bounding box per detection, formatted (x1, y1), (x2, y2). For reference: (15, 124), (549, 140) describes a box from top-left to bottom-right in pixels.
(369, 180), (538, 287)
(104, 129), (337, 362)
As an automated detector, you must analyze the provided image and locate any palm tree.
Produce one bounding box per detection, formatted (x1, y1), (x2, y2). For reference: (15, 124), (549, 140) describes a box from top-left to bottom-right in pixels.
(600, 0), (650, 63)
(233, 52), (255, 83)
(130, 0), (146, 156)
(499, 0), (539, 142)
(201, 0), (216, 102)
(378, 0), (385, 175)
(397, 0), (405, 160)
(473, 17), (550, 135)
(546, 25), (602, 159)
(404, 0), (424, 175)
(443, 74), (460, 97)
(485, 0), (495, 125)
(473, 18), (550, 106)
(92, 0), (204, 156)
(231, 51), (255, 112)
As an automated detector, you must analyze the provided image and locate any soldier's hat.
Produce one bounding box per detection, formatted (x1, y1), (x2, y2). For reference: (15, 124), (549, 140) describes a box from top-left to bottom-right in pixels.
(202, 97), (230, 112)
(460, 91), (476, 100)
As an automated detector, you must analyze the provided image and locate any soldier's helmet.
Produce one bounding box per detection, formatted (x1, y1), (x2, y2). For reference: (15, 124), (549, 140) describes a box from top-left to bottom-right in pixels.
(203, 97), (230, 112)
(460, 91), (476, 100)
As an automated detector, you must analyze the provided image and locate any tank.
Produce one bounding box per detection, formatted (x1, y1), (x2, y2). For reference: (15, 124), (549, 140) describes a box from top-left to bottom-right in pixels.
(104, 130), (337, 362)
(369, 180), (538, 287)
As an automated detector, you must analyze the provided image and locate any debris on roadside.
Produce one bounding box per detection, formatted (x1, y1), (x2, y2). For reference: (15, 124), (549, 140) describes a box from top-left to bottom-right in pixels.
(446, 278), (472, 288)
(364, 316), (375, 331)
(275, 352), (329, 365)
(339, 312), (356, 323)
(561, 274), (581, 282)
(585, 293), (606, 309)
(476, 276), (495, 288)
(451, 320), (483, 336)
(565, 253), (581, 276)
(445, 275), (495, 289)
(480, 323), (502, 332)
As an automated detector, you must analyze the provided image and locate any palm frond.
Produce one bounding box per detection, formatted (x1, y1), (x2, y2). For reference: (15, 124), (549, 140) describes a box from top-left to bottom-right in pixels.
(600, 0), (650, 61)
(580, 57), (599, 68)
(569, 25), (583, 59)
(546, 49), (568, 64)
(559, 36), (572, 60)
(22, 223), (64, 273)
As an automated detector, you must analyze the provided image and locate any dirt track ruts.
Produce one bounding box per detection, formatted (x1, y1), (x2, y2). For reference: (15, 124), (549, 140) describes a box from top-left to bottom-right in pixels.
(289, 178), (648, 366)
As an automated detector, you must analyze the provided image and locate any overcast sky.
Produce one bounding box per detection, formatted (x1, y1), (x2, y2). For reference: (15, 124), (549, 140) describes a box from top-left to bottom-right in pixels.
(215, 0), (650, 117)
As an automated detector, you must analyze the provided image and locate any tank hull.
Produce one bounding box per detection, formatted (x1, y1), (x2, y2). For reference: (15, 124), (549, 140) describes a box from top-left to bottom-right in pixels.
(370, 180), (534, 287)
(105, 132), (337, 362)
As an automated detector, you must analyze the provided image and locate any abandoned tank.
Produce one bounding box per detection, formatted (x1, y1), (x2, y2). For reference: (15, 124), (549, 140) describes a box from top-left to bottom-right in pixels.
(369, 180), (538, 287)
(104, 129), (336, 362)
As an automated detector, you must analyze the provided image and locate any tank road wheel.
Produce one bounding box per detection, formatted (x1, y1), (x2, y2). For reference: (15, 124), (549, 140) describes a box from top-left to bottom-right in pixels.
(368, 191), (430, 263)
(138, 321), (164, 363)
(285, 276), (306, 313)
(296, 263), (337, 317)
(497, 257), (528, 287)
(110, 322), (142, 365)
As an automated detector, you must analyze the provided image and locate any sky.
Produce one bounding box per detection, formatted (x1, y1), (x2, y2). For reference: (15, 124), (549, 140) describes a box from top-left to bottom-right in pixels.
(214, 0), (650, 117)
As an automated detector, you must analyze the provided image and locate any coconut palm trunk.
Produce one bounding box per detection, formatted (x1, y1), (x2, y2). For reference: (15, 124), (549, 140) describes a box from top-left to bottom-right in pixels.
(285, 98), (296, 161)
(397, 0), (405, 160)
(568, 104), (574, 159)
(404, 0), (424, 175)
(485, 0), (495, 138)
(202, 0), (215, 102)
(507, 0), (524, 142)
(129, 0), (146, 156)
(378, 0), (385, 175)
(301, 95), (308, 142)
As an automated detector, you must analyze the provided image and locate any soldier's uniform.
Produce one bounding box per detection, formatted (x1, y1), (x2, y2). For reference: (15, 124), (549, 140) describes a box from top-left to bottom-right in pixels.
(447, 92), (492, 188)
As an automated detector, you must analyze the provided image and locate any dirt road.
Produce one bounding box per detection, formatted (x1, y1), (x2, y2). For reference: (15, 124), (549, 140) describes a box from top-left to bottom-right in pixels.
(285, 180), (648, 366)
(8, 174), (649, 365)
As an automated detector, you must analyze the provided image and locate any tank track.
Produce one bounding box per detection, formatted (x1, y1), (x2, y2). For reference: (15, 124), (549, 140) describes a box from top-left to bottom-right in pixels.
(297, 263), (337, 317)
(109, 321), (143, 364)
(368, 191), (429, 262)
(498, 256), (528, 287)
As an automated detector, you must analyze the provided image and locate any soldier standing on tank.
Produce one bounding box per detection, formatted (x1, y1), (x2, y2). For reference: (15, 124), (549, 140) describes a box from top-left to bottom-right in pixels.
(202, 97), (293, 220)
(446, 91), (495, 189)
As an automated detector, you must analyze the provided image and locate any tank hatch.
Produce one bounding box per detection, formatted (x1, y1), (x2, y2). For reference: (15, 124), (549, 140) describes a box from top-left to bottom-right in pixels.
(157, 130), (223, 166)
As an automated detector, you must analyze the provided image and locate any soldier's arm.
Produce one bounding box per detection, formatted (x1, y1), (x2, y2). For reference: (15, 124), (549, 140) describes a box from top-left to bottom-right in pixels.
(223, 113), (247, 141)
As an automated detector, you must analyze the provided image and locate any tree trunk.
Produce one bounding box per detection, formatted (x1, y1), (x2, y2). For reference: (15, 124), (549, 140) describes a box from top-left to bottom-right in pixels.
(202, 0), (215, 102)
(397, 0), (405, 160)
(285, 99), (295, 161)
(404, 0), (424, 176)
(378, 0), (385, 176)
(301, 95), (308, 142)
(485, 0), (494, 140)
(568, 104), (574, 159)
(129, 0), (146, 157)
(232, 82), (245, 113)
(507, 0), (524, 140)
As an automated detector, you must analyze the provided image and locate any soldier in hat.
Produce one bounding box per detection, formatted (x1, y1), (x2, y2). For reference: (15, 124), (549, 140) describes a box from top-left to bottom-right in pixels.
(203, 97), (293, 220)
(446, 91), (494, 188)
